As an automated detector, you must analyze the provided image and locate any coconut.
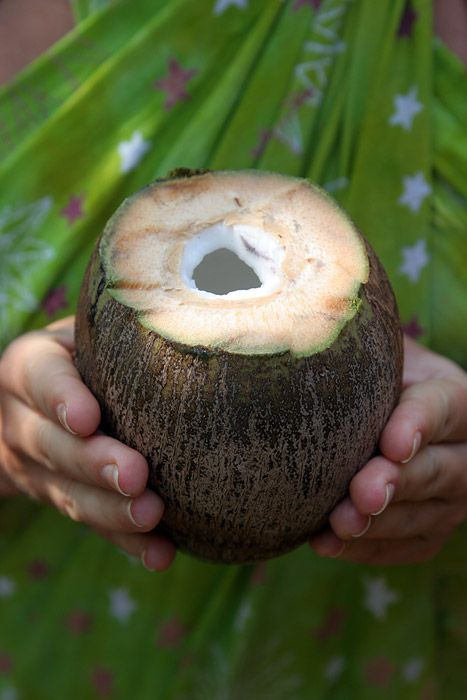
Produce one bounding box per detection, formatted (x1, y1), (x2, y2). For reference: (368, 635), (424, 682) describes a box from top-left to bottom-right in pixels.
(75, 169), (403, 564)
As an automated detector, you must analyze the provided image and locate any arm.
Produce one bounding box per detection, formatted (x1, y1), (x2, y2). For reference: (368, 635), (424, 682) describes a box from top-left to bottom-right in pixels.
(0, 0), (74, 85)
(434, 0), (467, 65)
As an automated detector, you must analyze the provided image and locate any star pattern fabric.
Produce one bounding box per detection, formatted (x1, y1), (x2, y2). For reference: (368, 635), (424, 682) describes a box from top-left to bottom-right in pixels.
(214, 0), (249, 15)
(0, 0), (465, 697)
(42, 285), (68, 317)
(293, 0), (322, 10)
(389, 86), (423, 131)
(324, 655), (346, 682)
(108, 587), (137, 623)
(402, 657), (425, 682)
(60, 195), (84, 224)
(398, 1), (418, 38)
(155, 59), (198, 110)
(0, 687), (18, 700)
(399, 239), (430, 282)
(398, 171), (432, 212)
(0, 577), (15, 598)
(363, 577), (399, 619)
(117, 131), (151, 174)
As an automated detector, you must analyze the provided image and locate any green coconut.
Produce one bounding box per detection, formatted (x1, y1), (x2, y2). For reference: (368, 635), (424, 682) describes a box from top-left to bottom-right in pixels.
(74, 169), (403, 564)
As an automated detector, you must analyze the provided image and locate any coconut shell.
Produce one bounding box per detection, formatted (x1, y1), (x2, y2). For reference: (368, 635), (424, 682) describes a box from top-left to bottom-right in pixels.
(75, 220), (402, 563)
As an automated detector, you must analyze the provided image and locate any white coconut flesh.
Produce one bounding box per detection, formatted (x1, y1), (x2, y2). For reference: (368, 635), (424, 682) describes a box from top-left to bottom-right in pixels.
(102, 171), (369, 356)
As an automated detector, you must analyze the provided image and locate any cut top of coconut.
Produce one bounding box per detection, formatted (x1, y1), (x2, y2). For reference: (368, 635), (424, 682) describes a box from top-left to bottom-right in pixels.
(101, 170), (369, 356)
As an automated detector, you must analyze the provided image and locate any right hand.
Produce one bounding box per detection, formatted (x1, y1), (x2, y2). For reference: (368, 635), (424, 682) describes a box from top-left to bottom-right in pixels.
(0, 317), (176, 572)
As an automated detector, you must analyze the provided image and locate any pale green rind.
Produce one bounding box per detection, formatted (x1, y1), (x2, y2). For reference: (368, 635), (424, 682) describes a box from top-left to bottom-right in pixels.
(100, 170), (370, 357)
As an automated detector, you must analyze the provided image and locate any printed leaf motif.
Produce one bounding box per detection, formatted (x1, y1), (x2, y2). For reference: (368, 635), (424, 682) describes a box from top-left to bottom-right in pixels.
(191, 639), (302, 699)
(0, 197), (55, 346)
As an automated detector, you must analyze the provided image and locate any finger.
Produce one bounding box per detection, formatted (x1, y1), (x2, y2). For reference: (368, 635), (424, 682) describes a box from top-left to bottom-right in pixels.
(310, 528), (442, 565)
(45, 315), (76, 352)
(380, 377), (467, 464)
(347, 456), (401, 517)
(7, 454), (163, 534)
(346, 444), (467, 518)
(395, 443), (467, 503)
(330, 498), (462, 542)
(3, 395), (149, 497)
(0, 329), (100, 437)
(95, 528), (176, 572)
(402, 335), (465, 387)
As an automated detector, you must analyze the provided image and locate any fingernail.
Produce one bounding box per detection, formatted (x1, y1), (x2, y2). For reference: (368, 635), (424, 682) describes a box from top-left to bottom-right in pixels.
(128, 496), (161, 529)
(401, 431), (422, 464)
(102, 464), (131, 497)
(371, 483), (396, 516)
(352, 516), (372, 538)
(330, 542), (346, 558)
(141, 549), (158, 572)
(57, 403), (79, 435)
(128, 500), (144, 528)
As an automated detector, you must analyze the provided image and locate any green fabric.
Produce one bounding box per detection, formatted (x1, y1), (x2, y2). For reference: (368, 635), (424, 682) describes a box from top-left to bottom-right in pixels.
(70, 0), (117, 23)
(0, 0), (466, 697)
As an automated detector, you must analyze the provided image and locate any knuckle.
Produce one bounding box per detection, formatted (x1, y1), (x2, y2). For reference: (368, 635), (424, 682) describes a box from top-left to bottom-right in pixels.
(35, 421), (54, 469)
(0, 337), (26, 383)
(1, 414), (18, 450)
(402, 503), (419, 537)
(423, 447), (444, 497)
(55, 481), (82, 523)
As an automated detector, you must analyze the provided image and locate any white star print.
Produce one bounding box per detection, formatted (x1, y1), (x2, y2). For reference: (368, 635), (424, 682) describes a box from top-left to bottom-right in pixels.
(398, 171), (432, 213)
(399, 239), (430, 283)
(363, 576), (399, 619)
(0, 576), (16, 598)
(109, 587), (137, 622)
(0, 687), (18, 700)
(402, 657), (424, 682)
(118, 131), (151, 174)
(389, 86), (423, 131)
(214, 0), (248, 14)
(324, 655), (346, 682)
(234, 599), (252, 633)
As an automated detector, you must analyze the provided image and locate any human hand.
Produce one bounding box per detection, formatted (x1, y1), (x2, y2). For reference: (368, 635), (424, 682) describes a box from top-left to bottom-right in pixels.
(310, 336), (467, 565)
(0, 317), (175, 571)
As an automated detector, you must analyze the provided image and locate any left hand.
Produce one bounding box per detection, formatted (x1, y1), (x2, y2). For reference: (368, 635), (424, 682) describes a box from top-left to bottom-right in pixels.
(310, 336), (467, 565)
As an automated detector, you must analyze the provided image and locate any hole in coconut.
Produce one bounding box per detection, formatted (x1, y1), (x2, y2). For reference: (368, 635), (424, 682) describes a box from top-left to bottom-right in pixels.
(181, 222), (285, 299)
(193, 248), (262, 295)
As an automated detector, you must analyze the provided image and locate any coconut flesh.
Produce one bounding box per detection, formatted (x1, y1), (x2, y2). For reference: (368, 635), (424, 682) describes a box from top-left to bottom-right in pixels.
(75, 170), (403, 564)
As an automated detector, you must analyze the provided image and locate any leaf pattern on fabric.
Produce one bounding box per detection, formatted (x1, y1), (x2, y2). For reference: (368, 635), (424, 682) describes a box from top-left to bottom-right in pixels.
(0, 198), (54, 345)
